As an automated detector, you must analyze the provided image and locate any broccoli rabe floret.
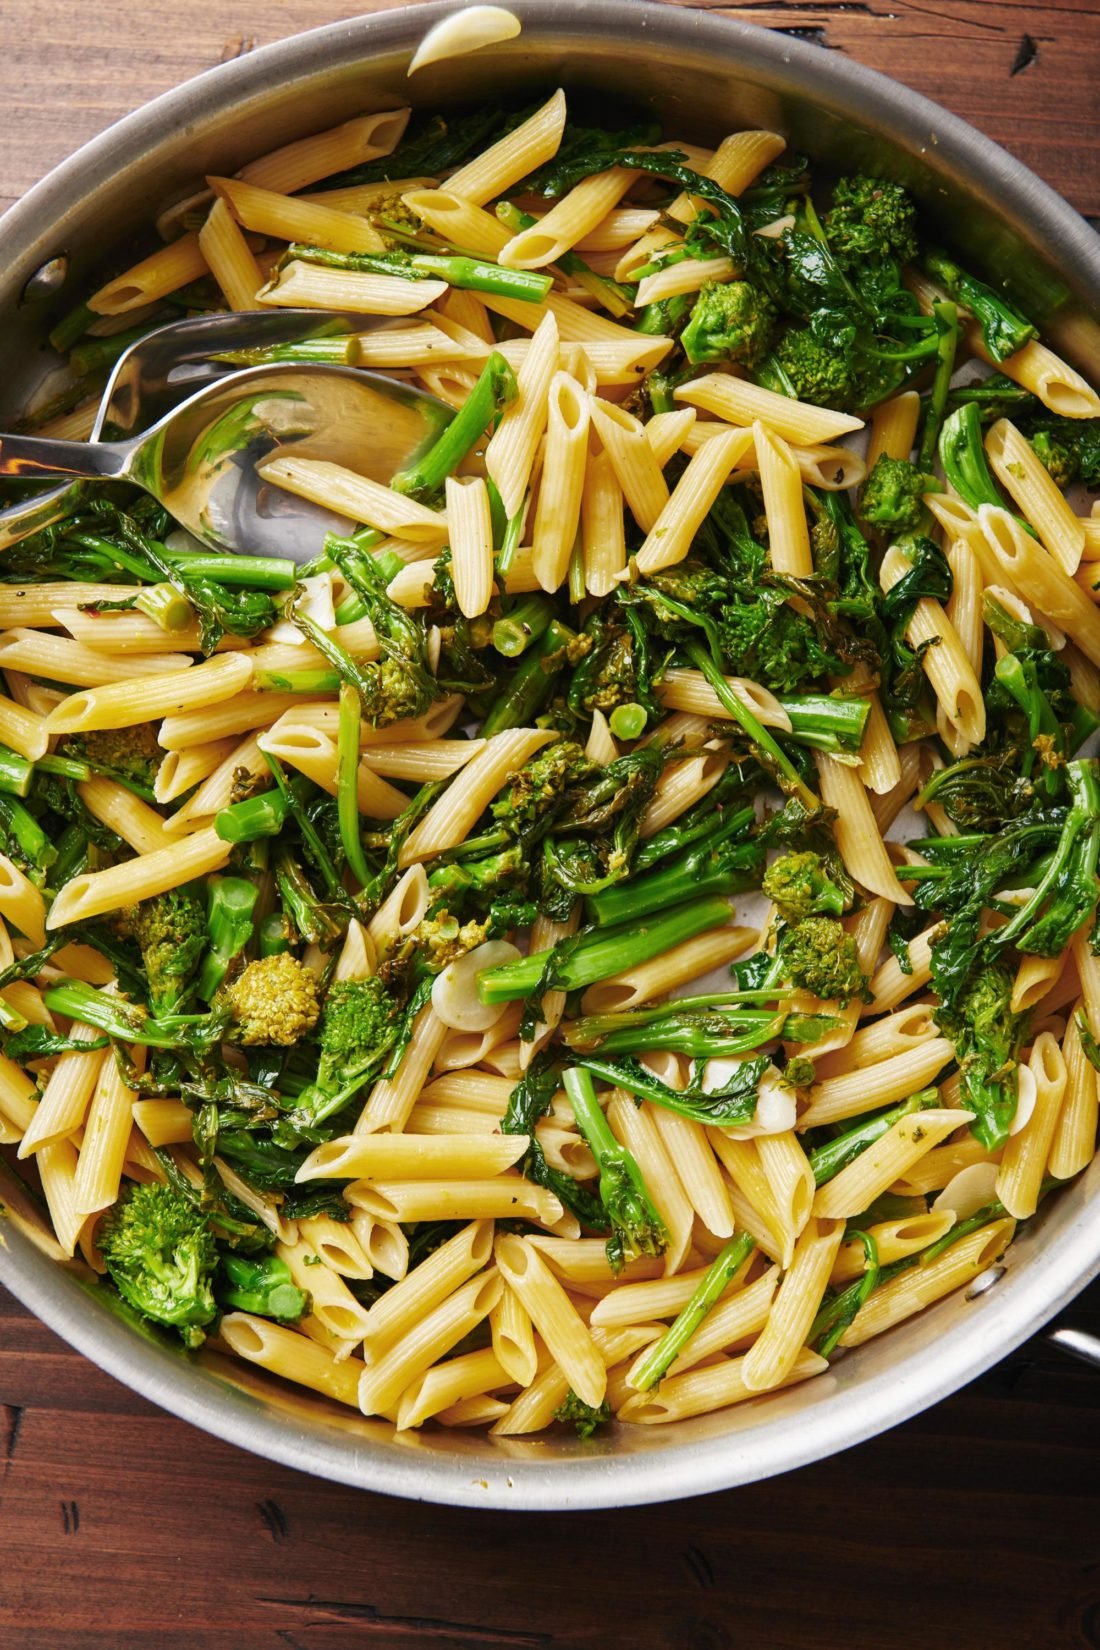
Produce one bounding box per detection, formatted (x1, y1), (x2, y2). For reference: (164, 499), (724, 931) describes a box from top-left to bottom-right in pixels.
(763, 851), (848, 925)
(772, 328), (856, 410)
(823, 175), (918, 270)
(780, 916), (867, 1004)
(125, 887), (206, 1014)
(222, 952), (320, 1045)
(554, 1391), (612, 1437)
(492, 741), (595, 837)
(860, 454), (938, 536)
(315, 975), (402, 1094)
(1028, 421), (1100, 491)
(716, 593), (844, 694)
(67, 723), (163, 789)
(933, 960), (1027, 1150)
(378, 909), (490, 991)
(681, 279), (778, 368)
(99, 1181), (217, 1347)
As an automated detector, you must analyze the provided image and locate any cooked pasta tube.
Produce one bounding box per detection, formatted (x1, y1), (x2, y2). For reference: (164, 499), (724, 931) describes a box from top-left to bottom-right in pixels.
(635, 427), (753, 574)
(354, 1003), (448, 1135)
(839, 1218), (1015, 1347)
(865, 924), (942, 1014)
(0, 855), (47, 946)
(88, 231), (209, 315)
(44, 652), (252, 735)
(978, 504), (1100, 667)
(490, 1325), (660, 1436)
(258, 261), (447, 315)
(131, 1099), (194, 1149)
(741, 1217), (844, 1391)
(398, 728), (556, 866)
(532, 373), (590, 591)
(985, 419), (1085, 575)
(0, 630), (194, 687)
(866, 390), (921, 468)
(606, 1094), (694, 1276)
(219, 1314), (364, 1407)
(880, 546), (986, 749)
(674, 373), (863, 444)
(211, 175), (387, 254)
(258, 456), (448, 543)
(655, 668), (792, 729)
(799, 1039), (956, 1130)
(996, 1032), (1067, 1218)
(397, 1347), (511, 1431)
(813, 1109), (971, 1219)
(817, 752), (914, 905)
(237, 107), (410, 194)
(648, 1109), (734, 1240)
(446, 90), (567, 205)
(358, 1268), (503, 1417)
(199, 195), (264, 310)
(1050, 1003), (1098, 1180)
(627, 1267), (781, 1382)
(17, 1022), (108, 1158)
(295, 1133), (528, 1182)
(72, 1047), (145, 1217)
(75, 778), (175, 855)
(484, 309), (559, 517)
(490, 1286), (539, 1387)
(587, 397), (669, 533)
(494, 1234), (605, 1409)
(446, 474), (494, 619)
(579, 925), (754, 1016)
(47, 827), (232, 928)
(618, 1347), (828, 1424)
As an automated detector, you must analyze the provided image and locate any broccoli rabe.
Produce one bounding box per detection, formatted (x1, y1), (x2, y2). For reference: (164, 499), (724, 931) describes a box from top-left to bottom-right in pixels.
(823, 176), (918, 271)
(769, 328), (856, 411)
(780, 916), (867, 1004)
(491, 741), (593, 840)
(1027, 419), (1100, 491)
(934, 961), (1028, 1150)
(680, 279), (777, 368)
(99, 1181), (217, 1346)
(378, 910), (490, 993)
(217, 1251), (309, 1322)
(315, 976), (403, 1096)
(554, 1391), (611, 1437)
(67, 723), (163, 791)
(221, 952), (321, 1045)
(860, 454), (939, 537)
(124, 887), (206, 1014)
(762, 851), (848, 925)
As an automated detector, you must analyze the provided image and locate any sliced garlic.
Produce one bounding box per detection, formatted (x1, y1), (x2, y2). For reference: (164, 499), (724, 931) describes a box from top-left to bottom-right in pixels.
(432, 939), (521, 1032)
(932, 1160), (1000, 1220)
(702, 1059), (797, 1138)
(408, 7), (522, 75)
(1008, 1060), (1038, 1135)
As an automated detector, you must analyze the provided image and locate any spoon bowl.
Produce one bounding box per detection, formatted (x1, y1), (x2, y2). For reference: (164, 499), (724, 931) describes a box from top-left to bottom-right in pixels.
(0, 359), (452, 560)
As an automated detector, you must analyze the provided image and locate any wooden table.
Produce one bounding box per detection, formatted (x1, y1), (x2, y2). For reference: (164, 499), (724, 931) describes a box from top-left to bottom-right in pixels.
(1, 4), (1099, 1645)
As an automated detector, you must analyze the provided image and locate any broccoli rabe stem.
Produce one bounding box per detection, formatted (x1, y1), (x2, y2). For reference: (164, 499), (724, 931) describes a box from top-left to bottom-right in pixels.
(338, 683), (372, 888)
(253, 666), (342, 695)
(629, 1232), (756, 1390)
(478, 896), (736, 1005)
(608, 703), (647, 741)
(562, 1067), (667, 1261)
(807, 1088), (940, 1186)
(992, 758), (1100, 956)
(682, 640), (820, 810)
(494, 494), (528, 583)
(218, 1252), (308, 1321)
(288, 242), (553, 303)
(157, 547), (297, 590)
(41, 979), (198, 1048)
(0, 746), (34, 799)
(916, 300), (960, 471)
(587, 805), (759, 928)
(479, 619), (577, 737)
(568, 1009), (786, 1060)
(214, 791), (290, 844)
(0, 794), (57, 871)
(774, 695), (870, 754)
(494, 202), (634, 318)
(390, 352), (517, 500)
(921, 251), (1037, 363)
(811, 1229), (880, 1356)
(134, 583), (194, 631)
(198, 877), (259, 1001)
(491, 595), (555, 658)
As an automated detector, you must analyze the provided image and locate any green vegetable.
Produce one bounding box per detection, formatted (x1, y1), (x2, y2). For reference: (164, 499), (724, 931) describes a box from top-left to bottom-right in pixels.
(562, 1067), (667, 1267)
(99, 1181), (217, 1347)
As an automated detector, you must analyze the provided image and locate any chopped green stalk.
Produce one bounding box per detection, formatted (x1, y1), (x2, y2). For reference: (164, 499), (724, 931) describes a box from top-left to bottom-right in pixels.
(218, 1251), (308, 1321)
(682, 639), (819, 810)
(254, 666), (341, 695)
(263, 754), (344, 898)
(157, 548), (297, 590)
(630, 1233), (756, 1389)
(635, 295), (691, 336)
(495, 494), (528, 583)
(807, 1089), (940, 1186)
(477, 896), (736, 1004)
(479, 619), (577, 737)
(562, 1067), (667, 1262)
(215, 336), (353, 367)
(0, 994), (28, 1033)
(42, 978), (200, 1048)
(938, 403), (1034, 539)
(587, 806), (760, 928)
(0, 795), (57, 872)
(391, 351), (516, 500)
(258, 912), (291, 957)
(338, 683), (372, 888)
(811, 1230), (880, 1355)
(134, 583), (194, 631)
(494, 201), (635, 317)
(775, 694), (870, 754)
(568, 536), (586, 606)
(609, 703), (647, 741)
(198, 877), (259, 1001)
(920, 1198), (1009, 1262)
(492, 595), (553, 658)
(214, 791), (290, 844)
(69, 326), (149, 378)
(565, 1006), (787, 1059)
(289, 242), (553, 303)
(0, 746), (35, 799)
(917, 300), (960, 470)
(48, 299), (95, 354)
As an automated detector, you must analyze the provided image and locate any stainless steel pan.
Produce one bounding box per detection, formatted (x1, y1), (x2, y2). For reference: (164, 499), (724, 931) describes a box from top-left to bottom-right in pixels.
(1, 0), (1098, 1509)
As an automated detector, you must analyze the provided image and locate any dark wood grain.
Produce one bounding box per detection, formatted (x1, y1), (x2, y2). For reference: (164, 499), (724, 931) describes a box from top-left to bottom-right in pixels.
(1, 4), (1099, 1644)
(0, 0), (1097, 217)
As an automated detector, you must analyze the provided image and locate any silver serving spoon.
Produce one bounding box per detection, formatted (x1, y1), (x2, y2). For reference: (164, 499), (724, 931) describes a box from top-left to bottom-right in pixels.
(0, 357), (452, 562)
(0, 308), (424, 555)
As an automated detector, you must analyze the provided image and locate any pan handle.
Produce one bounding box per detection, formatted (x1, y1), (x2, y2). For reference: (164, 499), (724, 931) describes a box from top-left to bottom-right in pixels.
(1046, 1327), (1100, 1370)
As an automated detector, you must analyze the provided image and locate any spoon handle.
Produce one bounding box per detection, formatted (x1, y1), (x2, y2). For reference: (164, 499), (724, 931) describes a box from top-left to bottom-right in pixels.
(0, 432), (130, 481)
